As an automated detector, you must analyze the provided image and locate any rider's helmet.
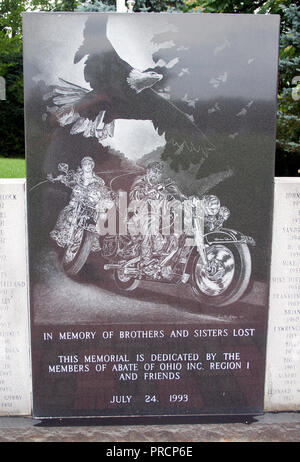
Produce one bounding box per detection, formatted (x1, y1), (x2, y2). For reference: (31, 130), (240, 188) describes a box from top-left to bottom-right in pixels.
(146, 161), (164, 184)
(81, 156), (95, 168)
(146, 161), (164, 173)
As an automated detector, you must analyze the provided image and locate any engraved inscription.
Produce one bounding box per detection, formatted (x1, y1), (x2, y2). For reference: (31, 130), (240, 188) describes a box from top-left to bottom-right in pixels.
(265, 179), (300, 411)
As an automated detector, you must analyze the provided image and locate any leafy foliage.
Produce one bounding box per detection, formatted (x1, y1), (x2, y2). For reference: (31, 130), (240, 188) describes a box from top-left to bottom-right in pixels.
(185, 0), (290, 15)
(76, 0), (116, 11)
(76, 0), (186, 12)
(0, 40), (24, 157)
(133, 0), (186, 12)
(0, 0), (80, 157)
(277, 4), (300, 155)
(0, 2), (25, 157)
(0, 2), (22, 157)
(183, 0), (300, 174)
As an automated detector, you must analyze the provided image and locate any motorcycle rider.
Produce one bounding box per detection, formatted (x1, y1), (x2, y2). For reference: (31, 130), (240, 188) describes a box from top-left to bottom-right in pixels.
(129, 161), (188, 203)
(129, 161), (189, 261)
(48, 156), (114, 251)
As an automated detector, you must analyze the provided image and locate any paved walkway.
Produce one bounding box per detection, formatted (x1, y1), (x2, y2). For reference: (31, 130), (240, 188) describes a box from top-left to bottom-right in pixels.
(0, 412), (299, 442)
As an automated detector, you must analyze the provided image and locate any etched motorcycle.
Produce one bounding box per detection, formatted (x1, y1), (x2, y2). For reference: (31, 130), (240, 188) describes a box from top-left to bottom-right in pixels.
(101, 192), (255, 307)
(48, 162), (114, 276)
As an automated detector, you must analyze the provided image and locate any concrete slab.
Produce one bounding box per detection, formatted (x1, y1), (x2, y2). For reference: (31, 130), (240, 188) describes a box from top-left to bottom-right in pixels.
(0, 413), (299, 442)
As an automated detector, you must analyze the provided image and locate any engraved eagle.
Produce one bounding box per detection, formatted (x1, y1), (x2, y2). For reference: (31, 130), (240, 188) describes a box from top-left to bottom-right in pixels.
(44, 16), (215, 176)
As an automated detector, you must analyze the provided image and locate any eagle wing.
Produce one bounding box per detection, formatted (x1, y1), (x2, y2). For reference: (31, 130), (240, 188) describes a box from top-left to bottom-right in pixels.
(44, 78), (115, 141)
(44, 78), (90, 107)
(44, 76), (215, 173)
(141, 88), (215, 174)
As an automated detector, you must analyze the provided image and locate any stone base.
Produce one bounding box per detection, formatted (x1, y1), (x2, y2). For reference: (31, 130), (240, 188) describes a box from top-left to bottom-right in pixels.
(0, 413), (299, 442)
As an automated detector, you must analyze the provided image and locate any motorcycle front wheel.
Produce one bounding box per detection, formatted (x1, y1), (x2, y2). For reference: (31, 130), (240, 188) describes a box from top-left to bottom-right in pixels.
(62, 230), (94, 276)
(190, 243), (251, 307)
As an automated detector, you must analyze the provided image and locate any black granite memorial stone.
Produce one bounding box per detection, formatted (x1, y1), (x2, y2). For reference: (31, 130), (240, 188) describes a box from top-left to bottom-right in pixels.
(23, 12), (280, 418)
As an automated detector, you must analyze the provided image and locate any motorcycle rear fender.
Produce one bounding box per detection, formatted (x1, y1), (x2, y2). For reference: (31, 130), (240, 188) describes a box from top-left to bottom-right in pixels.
(204, 228), (256, 246)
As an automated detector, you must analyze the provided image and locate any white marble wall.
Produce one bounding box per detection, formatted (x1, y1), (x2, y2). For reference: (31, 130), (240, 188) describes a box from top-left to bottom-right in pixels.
(0, 180), (31, 416)
(265, 178), (300, 411)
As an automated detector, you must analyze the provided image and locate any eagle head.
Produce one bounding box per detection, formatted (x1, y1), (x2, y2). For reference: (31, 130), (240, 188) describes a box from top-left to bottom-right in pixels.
(127, 69), (163, 93)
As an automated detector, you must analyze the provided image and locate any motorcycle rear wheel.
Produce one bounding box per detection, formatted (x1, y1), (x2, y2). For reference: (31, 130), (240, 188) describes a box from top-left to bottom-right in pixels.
(191, 243), (251, 307)
(62, 230), (94, 276)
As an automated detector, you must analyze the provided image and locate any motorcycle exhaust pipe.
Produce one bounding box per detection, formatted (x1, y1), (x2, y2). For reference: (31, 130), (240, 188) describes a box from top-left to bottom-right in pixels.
(104, 256), (140, 271)
(103, 263), (139, 277)
(123, 268), (139, 275)
(103, 263), (121, 271)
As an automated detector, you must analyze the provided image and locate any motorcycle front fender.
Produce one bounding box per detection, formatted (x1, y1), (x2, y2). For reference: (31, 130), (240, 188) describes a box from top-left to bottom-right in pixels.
(204, 228), (256, 247)
(183, 228), (255, 281)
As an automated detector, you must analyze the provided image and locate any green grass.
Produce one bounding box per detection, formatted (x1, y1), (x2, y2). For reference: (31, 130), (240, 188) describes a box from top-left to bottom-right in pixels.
(0, 157), (26, 178)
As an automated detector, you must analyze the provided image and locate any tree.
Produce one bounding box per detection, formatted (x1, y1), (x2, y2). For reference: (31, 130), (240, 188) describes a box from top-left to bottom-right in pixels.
(183, 0), (300, 174)
(276, 4), (300, 174)
(0, 1), (25, 157)
(76, 0), (116, 11)
(0, 37), (24, 157)
(133, 0), (186, 12)
(0, 0), (79, 157)
(184, 0), (291, 15)
(1, 0), (299, 173)
(76, 0), (186, 12)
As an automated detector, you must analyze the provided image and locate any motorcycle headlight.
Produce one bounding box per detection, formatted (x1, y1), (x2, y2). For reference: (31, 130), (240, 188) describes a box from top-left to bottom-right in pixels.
(58, 162), (69, 173)
(204, 195), (220, 216)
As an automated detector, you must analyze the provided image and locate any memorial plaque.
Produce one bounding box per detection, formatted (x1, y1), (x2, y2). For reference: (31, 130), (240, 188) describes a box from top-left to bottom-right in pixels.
(265, 178), (300, 411)
(23, 12), (279, 418)
(0, 179), (32, 416)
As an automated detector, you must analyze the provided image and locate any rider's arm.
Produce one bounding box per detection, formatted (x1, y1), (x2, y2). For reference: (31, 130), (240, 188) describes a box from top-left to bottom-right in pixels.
(129, 179), (147, 201)
(165, 183), (188, 202)
(47, 170), (78, 187)
(47, 173), (66, 183)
